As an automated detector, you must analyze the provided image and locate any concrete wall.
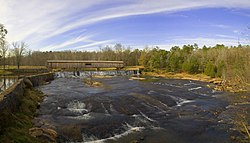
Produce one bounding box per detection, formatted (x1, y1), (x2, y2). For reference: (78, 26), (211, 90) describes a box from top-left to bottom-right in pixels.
(0, 73), (54, 132)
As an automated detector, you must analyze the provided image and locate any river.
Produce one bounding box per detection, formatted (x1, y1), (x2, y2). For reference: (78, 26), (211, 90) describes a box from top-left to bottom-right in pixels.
(35, 73), (240, 143)
(0, 77), (18, 93)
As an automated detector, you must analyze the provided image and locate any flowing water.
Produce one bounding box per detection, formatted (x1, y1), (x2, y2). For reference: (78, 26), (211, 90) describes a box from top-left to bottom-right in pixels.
(36, 72), (239, 143)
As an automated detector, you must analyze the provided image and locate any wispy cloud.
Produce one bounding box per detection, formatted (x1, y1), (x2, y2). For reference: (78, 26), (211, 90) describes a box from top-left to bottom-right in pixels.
(167, 37), (247, 47)
(1, 0), (250, 51)
(215, 34), (235, 38)
(40, 35), (95, 51)
(231, 9), (250, 17)
(212, 24), (230, 29)
(73, 40), (113, 50)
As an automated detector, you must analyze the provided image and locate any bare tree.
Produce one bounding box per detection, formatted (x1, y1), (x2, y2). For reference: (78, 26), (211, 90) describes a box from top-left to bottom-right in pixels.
(12, 42), (27, 69)
(0, 24), (8, 69)
(0, 24), (7, 41)
(0, 42), (9, 70)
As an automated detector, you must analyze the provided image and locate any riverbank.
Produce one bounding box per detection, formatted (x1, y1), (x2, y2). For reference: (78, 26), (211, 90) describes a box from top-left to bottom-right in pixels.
(142, 71), (249, 93)
(0, 73), (55, 142)
(0, 88), (45, 143)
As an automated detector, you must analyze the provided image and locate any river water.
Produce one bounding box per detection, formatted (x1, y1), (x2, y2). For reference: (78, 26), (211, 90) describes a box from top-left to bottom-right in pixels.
(0, 77), (18, 93)
(36, 73), (239, 143)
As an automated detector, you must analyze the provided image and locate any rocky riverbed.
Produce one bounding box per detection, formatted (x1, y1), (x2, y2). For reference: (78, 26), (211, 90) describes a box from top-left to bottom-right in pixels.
(34, 75), (245, 143)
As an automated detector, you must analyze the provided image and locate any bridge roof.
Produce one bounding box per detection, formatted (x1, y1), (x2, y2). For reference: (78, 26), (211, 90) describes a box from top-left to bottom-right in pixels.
(47, 60), (124, 64)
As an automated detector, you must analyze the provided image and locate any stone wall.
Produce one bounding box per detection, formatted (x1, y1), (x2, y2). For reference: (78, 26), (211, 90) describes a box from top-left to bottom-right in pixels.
(0, 73), (54, 132)
(0, 79), (25, 113)
(27, 73), (54, 87)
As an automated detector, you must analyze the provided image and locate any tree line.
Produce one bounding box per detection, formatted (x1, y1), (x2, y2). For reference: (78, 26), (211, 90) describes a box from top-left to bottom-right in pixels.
(1, 24), (250, 87)
(139, 44), (250, 88)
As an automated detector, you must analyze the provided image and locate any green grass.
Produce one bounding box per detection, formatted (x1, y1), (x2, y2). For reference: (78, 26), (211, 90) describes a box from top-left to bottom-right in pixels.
(0, 69), (13, 75)
(0, 89), (46, 143)
(0, 66), (47, 69)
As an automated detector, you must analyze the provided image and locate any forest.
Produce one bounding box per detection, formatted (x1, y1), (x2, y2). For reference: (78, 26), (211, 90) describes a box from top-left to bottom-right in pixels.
(1, 24), (250, 90)
(1, 43), (249, 89)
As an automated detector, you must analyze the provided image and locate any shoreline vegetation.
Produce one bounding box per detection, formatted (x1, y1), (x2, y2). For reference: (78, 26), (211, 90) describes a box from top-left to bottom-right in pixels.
(0, 41), (249, 93)
(142, 71), (249, 93)
(0, 43), (248, 93)
(0, 65), (249, 93)
(0, 88), (47, 143)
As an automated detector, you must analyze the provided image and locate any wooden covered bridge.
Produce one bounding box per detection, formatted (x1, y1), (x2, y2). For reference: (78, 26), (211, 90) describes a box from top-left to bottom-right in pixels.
(47, 60), (124, 70)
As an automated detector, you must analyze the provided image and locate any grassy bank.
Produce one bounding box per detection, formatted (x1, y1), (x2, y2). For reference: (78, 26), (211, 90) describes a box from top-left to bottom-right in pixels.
(0, 88), (45, 143)
(0, 69), (13, 75)
(0, 66), (47, 70)
(143, 71), (214, 82)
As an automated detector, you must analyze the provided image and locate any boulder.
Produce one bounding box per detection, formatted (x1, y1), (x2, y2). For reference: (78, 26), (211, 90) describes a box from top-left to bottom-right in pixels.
(44, 128), (58, 139)
(213, 80), (222, 85)
(29, 127), (43, 137)
(23, 77), (33, 88)
(29, 127), (58, 142)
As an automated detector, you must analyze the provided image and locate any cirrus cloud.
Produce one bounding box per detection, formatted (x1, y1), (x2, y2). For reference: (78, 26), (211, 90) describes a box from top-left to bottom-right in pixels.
(0, 0), (250, 51)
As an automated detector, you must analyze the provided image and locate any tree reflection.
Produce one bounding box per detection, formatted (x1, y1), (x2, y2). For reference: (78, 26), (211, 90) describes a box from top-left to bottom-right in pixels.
(0, 77), (17, 93)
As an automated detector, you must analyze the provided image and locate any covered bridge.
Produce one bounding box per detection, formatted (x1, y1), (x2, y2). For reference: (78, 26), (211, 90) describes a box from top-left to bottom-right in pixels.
(47, 60), (124, 70)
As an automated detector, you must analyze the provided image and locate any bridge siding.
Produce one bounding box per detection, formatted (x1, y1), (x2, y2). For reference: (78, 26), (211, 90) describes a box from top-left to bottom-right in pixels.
(47, 60), (124, 69)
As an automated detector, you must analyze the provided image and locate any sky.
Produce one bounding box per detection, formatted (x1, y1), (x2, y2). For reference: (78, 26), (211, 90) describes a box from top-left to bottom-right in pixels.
(0, 0), (250, 51)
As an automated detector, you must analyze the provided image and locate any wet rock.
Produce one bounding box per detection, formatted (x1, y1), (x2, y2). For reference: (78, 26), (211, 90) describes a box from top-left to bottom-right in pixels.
(140, 136), (144, 140)
(32, 118), (44, 127)
(37, 103), (41, 109)
(39, 133), (57, 142)
(130, 140), (139, 143)
(44, 81), (51, 85)
(37, 77), (235, 142)
(58, 125), (83, 141)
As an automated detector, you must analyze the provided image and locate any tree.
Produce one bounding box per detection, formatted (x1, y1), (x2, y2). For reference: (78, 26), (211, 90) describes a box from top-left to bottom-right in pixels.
(0, 24), (8, 69)
(147, 47), (168, 70)
(0, 24), (7, 41)
(182, 56), (200, 74)
(167, 46), (183, 72)
(204, 61), (217, 78)
(138, 47), (151, 69)
(12, 42), (27, 69)
(0, 42), (9, 70)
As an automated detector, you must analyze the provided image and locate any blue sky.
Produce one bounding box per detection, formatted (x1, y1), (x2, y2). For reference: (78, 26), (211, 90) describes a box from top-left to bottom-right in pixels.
(0, 0), (250, 51)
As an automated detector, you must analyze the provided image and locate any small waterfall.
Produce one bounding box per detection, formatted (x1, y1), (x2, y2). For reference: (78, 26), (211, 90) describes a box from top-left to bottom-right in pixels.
(55, 70), (137, 78)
